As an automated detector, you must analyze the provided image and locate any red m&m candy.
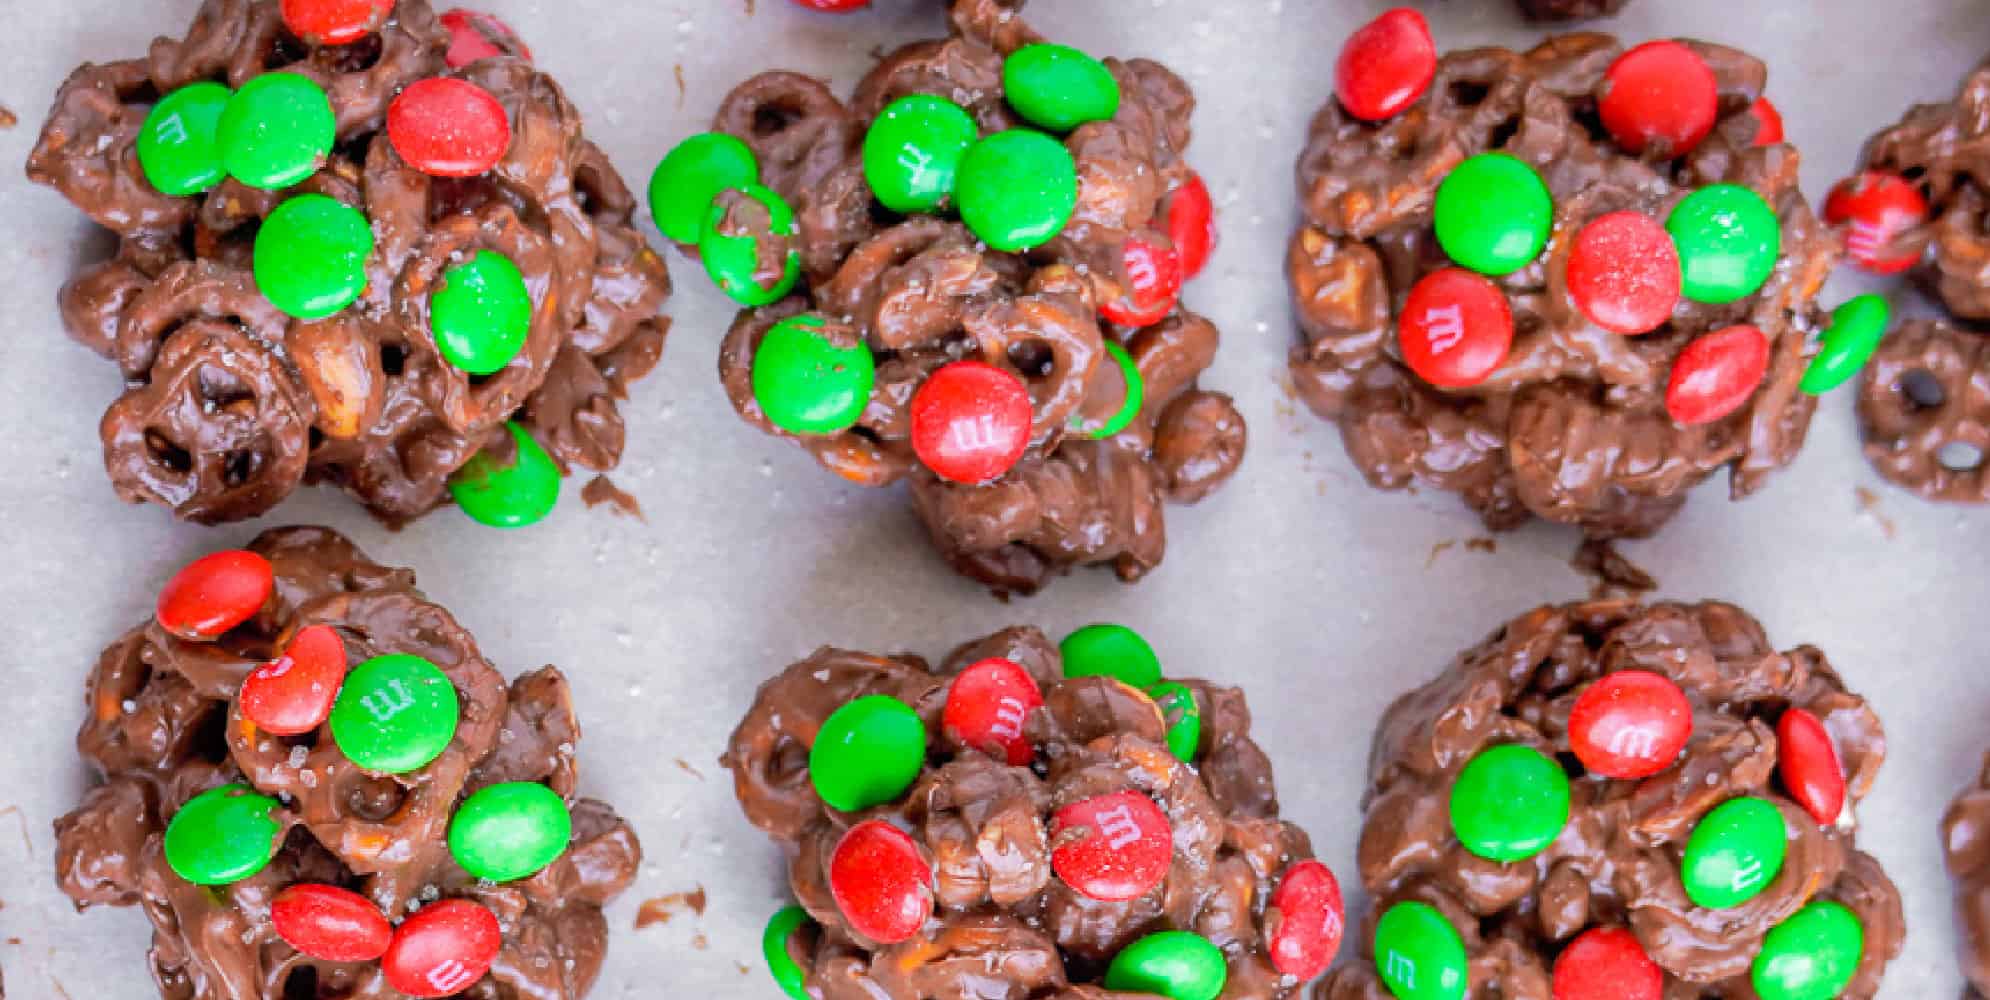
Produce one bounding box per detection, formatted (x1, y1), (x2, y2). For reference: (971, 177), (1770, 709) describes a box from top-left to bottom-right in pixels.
(911, 361), (1033, 484)
(281, 0), (390, 44)
(1050, 790), (1172, 901)
(388, 78), (511, 178)
(1335, 8), (1436, 122)
(157, 550), (274, 640)
(1750, 97), (1784, 146)
(1166, 173), (1216, 279)
(383, 899), (501, 998)
(1567, 211), (1680, 336)
(1598, 41), (1718, 157)
(1399, 267), (1514, 388)
(241, 625), (348, 736)
(1100, 235), (1183, 328)
(942, 658), (1043, 766)
(439, 9), (532, 67)
(1553, 927), (1662, 1000)
(1777, 707), (1847, 826)
(1824, 171), (1927, 275)
(1567, 671), (1692, 779)
(1266, 859), (1345, 980)
(792, 0), (872, 9)
(1665, 324), (1769, 426)
(272, 884), (392, 962)
(829, 820), (933, 943)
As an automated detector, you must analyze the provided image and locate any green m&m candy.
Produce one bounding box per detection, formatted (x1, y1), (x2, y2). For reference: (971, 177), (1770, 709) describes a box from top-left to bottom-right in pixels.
(217, 71), (335, 190)
(448, 422), (561, 528)
(138, 82), (231, 196)
(1434, 152), (1553, 276)
(1801, 294), (1891, 395)
(1073, 340), (1145, 439)
(701, 183), (800, 306)
(762, 905), (813, 1000)
(1682, 796), (1787, 908)
(1003, 44), (1121, 132)
(864, 95), (978, 214)
(1752, 900), (1864, 1000)
(1374, 901), (1467, 1000)
(1448, 744), (1569, 862)
(329, 653), (460, 774)
(957, 129), (1078, 252)
(253, 194), (373, 319)
(448, 781), (572, 882)
(753, 314), (875, 435)
(1667, 183), (1781, 304)
(1103, 930), (1227, 1000)
(433, 250), (532, 376)
(1060, 623), (1162, 689)
(810, 695), (927, 812)
(1146, 681), (1201, 762)
(649, 132), (759, 244)
(163, 783), (283, 885)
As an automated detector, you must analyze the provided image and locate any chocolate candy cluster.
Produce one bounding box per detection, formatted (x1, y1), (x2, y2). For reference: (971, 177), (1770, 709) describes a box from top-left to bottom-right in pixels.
(1290, 13), (1840, 538)
(722, 624), (1343, 1000)
(684, 0), (1244, 594)
(54, 527), (641, 999)
(26, 0), (670, 526)
(1832, 55), (1990, 502)
(1319, 598), (1901, 1000)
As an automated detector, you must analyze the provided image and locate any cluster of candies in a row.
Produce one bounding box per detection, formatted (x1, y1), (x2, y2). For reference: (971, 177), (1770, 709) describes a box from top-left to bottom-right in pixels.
(1374, 668), (1859, 1000)
(652, 39), (1212, 485)
(151, 549), (572, 998)
(134, 3), (560, 527)
(1337, 9), (1892, 420)
(762, 624), (1344, 1000)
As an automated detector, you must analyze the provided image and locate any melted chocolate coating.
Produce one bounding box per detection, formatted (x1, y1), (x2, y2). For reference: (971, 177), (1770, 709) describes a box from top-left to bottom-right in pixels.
(26, 0), (671, 525)
(1849, 56), (1990, 502)
(54, 527), (642, 999)
(1514, 0), (1631, 21)
(1857, 318), (1990, 502)
(1945, 752), (1990, 996)
(710, 0), (1245, 595)
(1288, 33), (1834, 538)
(721, 626), (1319, 998)
(1315, 599), (1901, 998)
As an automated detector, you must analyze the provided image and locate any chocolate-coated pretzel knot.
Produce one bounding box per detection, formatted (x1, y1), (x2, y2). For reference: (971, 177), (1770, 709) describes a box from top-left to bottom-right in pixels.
(1857, 319), (1990, 502)
(100, 322), (314, 523)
